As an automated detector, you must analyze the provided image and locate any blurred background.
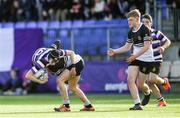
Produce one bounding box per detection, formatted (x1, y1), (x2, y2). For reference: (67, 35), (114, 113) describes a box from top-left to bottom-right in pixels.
(0, 0), (180, 95)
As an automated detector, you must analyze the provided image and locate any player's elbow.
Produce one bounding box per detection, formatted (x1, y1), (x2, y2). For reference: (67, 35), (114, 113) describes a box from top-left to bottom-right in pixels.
(25, 70), (33, 80)
(25, 72), (30, 80)
(69, 50), (75, 56)
(167, 39), (171, 47)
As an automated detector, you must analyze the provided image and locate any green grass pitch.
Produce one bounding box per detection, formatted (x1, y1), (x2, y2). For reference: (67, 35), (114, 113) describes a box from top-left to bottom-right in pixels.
(0, 93), (180, 118)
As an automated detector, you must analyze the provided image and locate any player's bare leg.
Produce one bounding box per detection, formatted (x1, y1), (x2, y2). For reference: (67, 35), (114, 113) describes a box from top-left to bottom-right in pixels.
(149, 73), (170, 91)
(148, 83), (167, 106)
(148, 73), (169, 106)
(127, 66), (142, 110)
(54, 69), (71, 112)
(68, 76), (95, 111)
(137, 72), (151, 106)
(138, 72), (151, 94)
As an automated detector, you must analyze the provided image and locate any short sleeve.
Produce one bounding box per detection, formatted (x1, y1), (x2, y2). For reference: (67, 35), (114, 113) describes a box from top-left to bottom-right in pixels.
(143, 25), (152, 41)
(127, 31), (133, 43)
(156, 30), (167, 44)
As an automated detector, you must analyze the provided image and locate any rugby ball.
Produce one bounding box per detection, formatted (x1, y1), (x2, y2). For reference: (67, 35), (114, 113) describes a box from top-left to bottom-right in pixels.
(34, 69), (47, 80)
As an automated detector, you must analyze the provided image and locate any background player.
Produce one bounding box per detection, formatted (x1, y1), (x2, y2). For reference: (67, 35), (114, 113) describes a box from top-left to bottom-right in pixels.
(141, 14), (171, 107)
(108, 9), (153, 110)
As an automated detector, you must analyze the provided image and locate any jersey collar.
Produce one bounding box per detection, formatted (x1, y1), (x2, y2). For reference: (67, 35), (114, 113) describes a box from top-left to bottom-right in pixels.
(132, 23), (142, 33)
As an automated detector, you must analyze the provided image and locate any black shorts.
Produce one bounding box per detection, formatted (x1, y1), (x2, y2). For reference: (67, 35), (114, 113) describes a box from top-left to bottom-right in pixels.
(129, 60), (155, 74)
(149, 61), (161, 75)
(67, 60), (84, 76)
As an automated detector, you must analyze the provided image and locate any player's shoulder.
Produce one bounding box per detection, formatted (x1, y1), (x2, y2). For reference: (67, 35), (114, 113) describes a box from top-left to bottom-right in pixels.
(128, 28), (133, 36)
(151, 28), (158, 34)
(141, 24), (149, 31)
(32, 47), (52, 63)
(152, 28), (165, 36)
(57, 49), (66, 56)
(35, 47), (53, 53)
(38, 47), (52, 51)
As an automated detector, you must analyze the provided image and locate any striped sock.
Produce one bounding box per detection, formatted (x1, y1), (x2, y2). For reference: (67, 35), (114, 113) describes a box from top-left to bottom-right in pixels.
(157, 97), (164, 102)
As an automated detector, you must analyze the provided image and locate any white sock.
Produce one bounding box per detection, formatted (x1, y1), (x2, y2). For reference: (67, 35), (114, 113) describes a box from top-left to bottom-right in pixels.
(134, 98), (141, 104)
(63, 99), (70, 104)
(144, 90), (151, 95)
(84, 100), (91, 106)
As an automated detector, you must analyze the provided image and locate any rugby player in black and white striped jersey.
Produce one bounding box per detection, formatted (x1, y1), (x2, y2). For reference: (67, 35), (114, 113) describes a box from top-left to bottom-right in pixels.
(108, 9), (153, 110)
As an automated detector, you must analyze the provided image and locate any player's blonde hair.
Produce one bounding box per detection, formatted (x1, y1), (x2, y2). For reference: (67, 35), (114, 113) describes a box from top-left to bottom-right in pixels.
(126, 9), (141, 18)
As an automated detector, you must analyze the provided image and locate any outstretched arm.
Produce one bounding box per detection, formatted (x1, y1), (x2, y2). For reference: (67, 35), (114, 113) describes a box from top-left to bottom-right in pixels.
(107, 42), (132, 56)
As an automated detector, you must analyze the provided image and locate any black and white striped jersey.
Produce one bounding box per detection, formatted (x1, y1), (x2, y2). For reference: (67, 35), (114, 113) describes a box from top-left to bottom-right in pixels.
(127, 23), (154, 62)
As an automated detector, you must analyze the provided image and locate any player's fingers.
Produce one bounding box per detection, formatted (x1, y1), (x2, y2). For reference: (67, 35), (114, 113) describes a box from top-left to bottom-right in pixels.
(109, 48), (113, 52)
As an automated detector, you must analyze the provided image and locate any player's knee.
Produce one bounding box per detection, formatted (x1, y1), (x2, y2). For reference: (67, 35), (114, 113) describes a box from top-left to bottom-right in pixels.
(148, 78), (156, 84)
(56, 79), (64, 86)
(137, 80), (145, 89)
(127, 76), (135, 85)
(69, 86), (77, 92)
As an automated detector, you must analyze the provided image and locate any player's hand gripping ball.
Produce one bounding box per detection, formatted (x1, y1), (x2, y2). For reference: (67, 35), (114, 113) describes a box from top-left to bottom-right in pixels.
(34, 69), (47, 80)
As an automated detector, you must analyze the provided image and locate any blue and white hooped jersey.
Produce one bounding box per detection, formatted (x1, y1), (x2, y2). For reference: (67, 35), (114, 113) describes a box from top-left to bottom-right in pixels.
(31, 48), (52, 74)
(151, 29), (168, 62)
(32, 48), (52, 65)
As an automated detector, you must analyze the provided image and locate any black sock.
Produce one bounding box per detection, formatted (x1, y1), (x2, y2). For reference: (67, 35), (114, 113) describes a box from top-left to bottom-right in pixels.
(64, 104), (70, 108)
(85, 104), (92, 108)
(135, 103), (140, 106)
(162, 80), (166, 85)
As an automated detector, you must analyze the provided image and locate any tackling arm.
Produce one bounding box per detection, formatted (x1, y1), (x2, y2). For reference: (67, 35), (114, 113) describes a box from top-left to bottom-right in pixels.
(65, 50), (75, 65)
(65, 50), (76, 77)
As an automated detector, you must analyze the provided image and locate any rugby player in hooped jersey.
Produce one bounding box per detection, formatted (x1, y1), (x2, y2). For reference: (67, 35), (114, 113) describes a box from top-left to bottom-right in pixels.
(141, 14), (171, 107)
(25, 41), (95, 112)
(108, 9), (153, 110)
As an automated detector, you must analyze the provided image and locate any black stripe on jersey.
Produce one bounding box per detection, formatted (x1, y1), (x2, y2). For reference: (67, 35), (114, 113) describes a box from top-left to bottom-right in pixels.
(157, 33), (164, 41)
(152, 42), (161, 48)
(161, 39), (167, 46)
(34, 64), (41, 71)
(151, 29), (158, 34)
(155, 58), (162, 61)
(127, 39), (133, 43)
(151, 35), (159, 41)
(153, 51), (160, 57)
(134, 43), (144, 47)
